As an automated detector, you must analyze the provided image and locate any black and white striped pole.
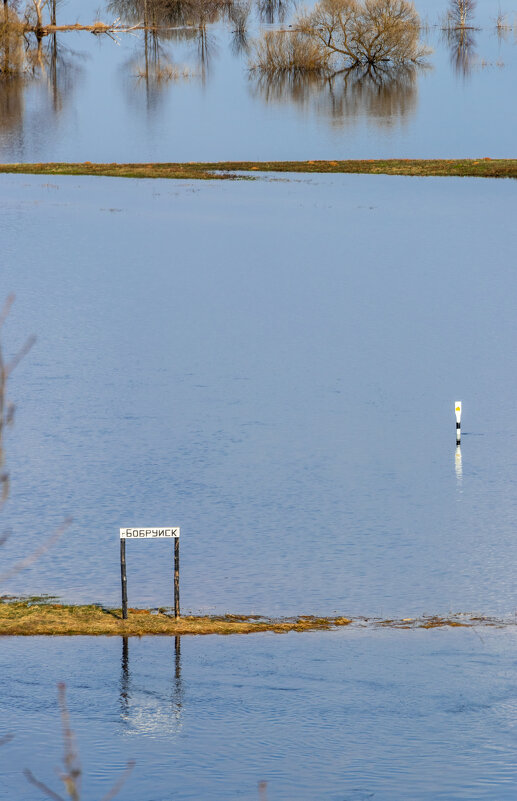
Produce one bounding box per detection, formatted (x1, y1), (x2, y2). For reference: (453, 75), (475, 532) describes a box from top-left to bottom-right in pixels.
(455, 401), (462, 445)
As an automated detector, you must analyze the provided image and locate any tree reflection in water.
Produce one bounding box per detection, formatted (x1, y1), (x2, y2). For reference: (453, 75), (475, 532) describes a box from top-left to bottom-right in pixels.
(250, 63), (421, 129)
(256, 0), (292, 25)
(0, 74), (24, 135)
(0, 33), (82, 139)
(109, 0), (223, 87)
(443, 26), (477, 78)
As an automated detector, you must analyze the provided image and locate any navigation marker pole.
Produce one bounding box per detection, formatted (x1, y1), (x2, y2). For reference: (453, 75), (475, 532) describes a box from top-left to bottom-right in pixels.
(120, 539), (128, 620)
(455, 401), (462, 444)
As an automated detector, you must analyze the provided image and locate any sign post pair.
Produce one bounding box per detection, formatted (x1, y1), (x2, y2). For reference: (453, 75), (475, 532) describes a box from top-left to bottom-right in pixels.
(119, 528), (180, 621)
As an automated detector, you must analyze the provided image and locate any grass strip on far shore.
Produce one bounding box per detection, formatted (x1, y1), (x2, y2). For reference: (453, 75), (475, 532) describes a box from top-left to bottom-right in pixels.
(0, 599), (506, 636)
(0, 159), (516, 181)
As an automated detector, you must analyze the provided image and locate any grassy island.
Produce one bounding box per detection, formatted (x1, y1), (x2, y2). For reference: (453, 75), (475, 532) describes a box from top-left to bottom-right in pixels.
(0, 160), (516, 181)
(0, 599), (506, 636)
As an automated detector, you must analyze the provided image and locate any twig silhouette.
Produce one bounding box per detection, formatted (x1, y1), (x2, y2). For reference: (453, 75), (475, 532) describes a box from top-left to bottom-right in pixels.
(24, 684), (135, 800)
(0, 295), (71, 575)
(0, 517), (71, 583)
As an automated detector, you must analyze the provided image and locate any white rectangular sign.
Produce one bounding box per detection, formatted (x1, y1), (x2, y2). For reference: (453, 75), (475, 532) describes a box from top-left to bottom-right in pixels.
(120, 527), (180, 539)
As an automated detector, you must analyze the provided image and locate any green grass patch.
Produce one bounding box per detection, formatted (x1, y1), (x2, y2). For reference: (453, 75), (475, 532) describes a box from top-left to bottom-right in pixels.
(0, 159), (516, 181)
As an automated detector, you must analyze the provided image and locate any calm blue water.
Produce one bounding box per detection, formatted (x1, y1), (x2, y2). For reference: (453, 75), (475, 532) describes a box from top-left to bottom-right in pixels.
(1, 628), (517, 801)
(1, 172), (517, 619)
(0, 1), (516, 160)
(1, 4), (517, 799)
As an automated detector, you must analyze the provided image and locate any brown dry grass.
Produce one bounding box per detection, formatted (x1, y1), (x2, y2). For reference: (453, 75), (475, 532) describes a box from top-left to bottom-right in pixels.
(251, 30), (329, 74)
(0, 599), (352, 636)
(0, 599), (505, 636)
(0, 160), (516, 180)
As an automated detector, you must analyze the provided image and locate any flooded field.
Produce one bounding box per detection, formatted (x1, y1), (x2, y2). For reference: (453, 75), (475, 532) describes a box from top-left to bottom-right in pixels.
(0, 0), (516, 162)
(1, 2), (517, 799)
(1, 171), (517, 619)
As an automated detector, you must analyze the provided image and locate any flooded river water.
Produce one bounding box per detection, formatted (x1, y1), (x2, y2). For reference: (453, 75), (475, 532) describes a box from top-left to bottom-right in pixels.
(1, 172), (517, 618)
(1, 1), (517, 799)
(0, 1), (516, 161)
(2, 628), (517, 801)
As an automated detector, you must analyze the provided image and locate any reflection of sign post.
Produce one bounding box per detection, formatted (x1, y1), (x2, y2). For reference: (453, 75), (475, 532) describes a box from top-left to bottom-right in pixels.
(119, 528), (181, 621)
(455, 402), (462, 444)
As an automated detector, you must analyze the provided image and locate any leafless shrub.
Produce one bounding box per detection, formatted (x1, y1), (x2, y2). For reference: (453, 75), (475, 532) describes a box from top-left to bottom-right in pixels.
(493, 8), (516, 40)
(135, 60), (194, 79)
(495, 9), (508, 29)
(251, 0), (430, 77)
(24, 683), (135, 801)
(251, 29), (330, 73)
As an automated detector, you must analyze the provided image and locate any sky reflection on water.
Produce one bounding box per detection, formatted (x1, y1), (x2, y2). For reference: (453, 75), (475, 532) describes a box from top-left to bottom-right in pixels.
(1, 629), (517, 800)
(1, 172), (517, 618)
(1, 5), (516, 801)
(0, 1), (516, 160)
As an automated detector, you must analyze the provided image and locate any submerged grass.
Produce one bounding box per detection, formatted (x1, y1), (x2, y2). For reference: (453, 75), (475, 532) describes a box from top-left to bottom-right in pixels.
(0, 600), (351, 636)
(0, 159), (516, 180)
(0, 599), (505, 636)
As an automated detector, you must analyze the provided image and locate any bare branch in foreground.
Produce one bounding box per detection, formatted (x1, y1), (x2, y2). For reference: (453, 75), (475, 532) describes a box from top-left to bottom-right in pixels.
(6, 334), (37, 377)
(23, 770), (66, 801)
(0, 517), (72, 583)
(25, 684), (135, 801)
(0, 295), (15, 330)
(57, 682), (81, 801)
(99, 760), (136, 801)
(0, 530), (11, 547)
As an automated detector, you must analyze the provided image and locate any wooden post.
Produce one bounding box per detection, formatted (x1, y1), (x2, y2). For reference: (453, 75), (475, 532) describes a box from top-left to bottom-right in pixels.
(174, 537), (180, 619)
(120, 539), (128, 620)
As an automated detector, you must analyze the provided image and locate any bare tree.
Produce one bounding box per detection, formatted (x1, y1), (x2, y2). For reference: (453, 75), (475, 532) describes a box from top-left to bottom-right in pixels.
(252, 0), (430, 75)
(445, 0), (476, 28)
(29, 0), (46, 31)
(25, 0), (62, 34)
